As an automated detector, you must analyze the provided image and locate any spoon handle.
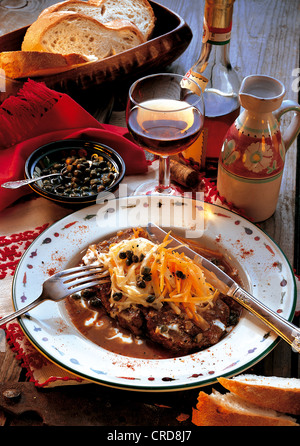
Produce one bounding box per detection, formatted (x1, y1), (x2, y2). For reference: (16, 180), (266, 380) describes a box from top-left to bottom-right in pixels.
(1, 173), (58, 189)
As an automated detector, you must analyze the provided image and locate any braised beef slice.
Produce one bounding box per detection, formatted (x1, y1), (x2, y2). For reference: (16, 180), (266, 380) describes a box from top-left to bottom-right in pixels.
(92, 229), (240, 354)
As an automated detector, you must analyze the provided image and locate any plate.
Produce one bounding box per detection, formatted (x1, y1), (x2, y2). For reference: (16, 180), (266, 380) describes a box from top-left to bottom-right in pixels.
(12, 196), (296, 391)
(0, 1), (192, 99)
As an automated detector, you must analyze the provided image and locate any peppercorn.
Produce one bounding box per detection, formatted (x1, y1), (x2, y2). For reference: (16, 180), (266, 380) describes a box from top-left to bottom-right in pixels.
(126, 250), (133, 258)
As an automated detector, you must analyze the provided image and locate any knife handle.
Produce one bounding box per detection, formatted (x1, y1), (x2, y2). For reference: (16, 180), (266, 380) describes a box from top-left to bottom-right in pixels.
(228, 285), (300, 353)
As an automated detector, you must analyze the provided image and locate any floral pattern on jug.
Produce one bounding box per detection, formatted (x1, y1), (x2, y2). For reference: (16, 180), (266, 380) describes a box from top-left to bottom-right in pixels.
(217, 74), (300, 222)
(221, 118), (285, 178)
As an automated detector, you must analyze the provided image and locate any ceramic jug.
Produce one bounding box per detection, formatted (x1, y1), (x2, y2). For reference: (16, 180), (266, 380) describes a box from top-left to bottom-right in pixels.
(217, 74), (300, 222)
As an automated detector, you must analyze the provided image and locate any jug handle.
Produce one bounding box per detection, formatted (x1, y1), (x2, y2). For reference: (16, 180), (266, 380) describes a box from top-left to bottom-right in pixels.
(273, 100), (300, 151)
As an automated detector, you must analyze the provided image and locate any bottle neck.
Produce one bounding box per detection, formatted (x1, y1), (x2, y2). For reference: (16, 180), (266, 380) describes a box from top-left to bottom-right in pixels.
(194, 0), (234, 71)
(198, 38), (231, 69)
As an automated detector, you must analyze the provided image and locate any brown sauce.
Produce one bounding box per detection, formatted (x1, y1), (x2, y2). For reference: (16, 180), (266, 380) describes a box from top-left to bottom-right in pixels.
(65, 298), (177, 359)
(65, 236), (241, 359)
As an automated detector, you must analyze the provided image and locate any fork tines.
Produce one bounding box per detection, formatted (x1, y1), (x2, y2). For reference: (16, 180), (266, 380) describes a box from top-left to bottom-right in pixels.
(56, 264), (110, 291)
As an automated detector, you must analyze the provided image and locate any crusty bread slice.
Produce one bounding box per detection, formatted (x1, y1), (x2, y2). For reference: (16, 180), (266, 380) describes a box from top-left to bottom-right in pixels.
(0, 51), (90, 79)
(218, 374), (300, 415)
(39, 0), (155, 39)
(21, 12), (145, 59)
(192, 390), (299, 426)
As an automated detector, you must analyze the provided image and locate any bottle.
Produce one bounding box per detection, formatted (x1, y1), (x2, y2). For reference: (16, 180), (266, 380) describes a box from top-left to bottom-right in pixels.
(182, 0), (240, 172)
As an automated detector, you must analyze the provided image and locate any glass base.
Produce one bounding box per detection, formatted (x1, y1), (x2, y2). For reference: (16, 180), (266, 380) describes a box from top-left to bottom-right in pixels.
(132, 180), (182, 196)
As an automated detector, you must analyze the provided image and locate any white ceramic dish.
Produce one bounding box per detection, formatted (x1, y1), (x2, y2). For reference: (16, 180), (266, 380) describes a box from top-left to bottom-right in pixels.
(12, 196), (296, 391)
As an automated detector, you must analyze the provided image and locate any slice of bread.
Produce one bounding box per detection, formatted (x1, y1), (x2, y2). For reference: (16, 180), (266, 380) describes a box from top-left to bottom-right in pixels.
(218, 374), (300, 415)
(39, 0), (155, 39)
(192, 390), (299, 426)
(21, 12), (145, 59)
(0, 51), (90, 79)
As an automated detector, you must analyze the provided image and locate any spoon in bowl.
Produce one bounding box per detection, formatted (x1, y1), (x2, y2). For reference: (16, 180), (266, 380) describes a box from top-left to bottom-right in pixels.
(1, 168), (67, 189)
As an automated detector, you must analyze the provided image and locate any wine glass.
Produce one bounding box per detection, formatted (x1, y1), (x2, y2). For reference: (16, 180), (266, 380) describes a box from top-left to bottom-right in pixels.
(126, 73), (204, 195)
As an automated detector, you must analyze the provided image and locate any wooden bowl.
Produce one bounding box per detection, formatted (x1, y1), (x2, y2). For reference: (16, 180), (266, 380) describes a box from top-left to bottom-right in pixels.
(0, 1), (192, 98)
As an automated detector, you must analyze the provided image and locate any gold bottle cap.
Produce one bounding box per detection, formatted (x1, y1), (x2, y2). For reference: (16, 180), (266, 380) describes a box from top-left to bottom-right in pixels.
(204, 0), (235, 30)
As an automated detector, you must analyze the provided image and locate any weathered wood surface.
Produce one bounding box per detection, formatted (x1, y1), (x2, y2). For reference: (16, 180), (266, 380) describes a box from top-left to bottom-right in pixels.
(0, 0), (299, 426)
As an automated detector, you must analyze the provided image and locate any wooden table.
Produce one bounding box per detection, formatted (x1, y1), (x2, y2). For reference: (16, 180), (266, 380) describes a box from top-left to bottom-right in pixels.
(0, 0), (299, 427)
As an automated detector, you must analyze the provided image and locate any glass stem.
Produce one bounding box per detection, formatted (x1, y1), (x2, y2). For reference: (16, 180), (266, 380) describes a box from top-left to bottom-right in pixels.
(158, 156), (171, 190)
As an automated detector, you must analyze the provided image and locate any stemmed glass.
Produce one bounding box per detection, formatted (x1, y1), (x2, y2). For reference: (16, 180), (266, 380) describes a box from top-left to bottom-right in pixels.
(126, 73), (204, 195)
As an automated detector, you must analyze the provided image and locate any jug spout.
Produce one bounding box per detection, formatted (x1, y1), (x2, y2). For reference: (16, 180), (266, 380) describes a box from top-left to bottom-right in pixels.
(239, 74), (285, 113)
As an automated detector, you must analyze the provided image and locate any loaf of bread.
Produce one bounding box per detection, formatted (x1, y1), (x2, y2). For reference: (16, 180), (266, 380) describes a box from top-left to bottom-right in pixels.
(192, 390), (299, 426)
(0, 51), (90, 79)
(21, 12), (145, 59)
(40, 0), (155, 39)
(218, 374), (300, 415)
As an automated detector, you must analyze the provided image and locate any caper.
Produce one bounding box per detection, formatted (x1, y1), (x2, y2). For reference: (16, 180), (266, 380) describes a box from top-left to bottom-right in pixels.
(89, 297), (102, 307)
(90, 169), (97, 178)
(119, 252), (127, 259)
(142, 266), (151, 276)
(90, 178), (101, 185)
(176, 270), (186, 279)
(113, 292), (123, 301)
(81, 288), (95, 298)
(146, 294), (156, 303)
(137, 279), (146, 288)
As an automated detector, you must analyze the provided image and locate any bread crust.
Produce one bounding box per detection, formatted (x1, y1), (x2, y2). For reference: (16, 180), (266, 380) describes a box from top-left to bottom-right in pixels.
(39, 0), (155, 39)
(218, 376), (300, 415)
(22, 11), (145, 57)
(0, 51), (88, 79)
(192, 391), (299, 426)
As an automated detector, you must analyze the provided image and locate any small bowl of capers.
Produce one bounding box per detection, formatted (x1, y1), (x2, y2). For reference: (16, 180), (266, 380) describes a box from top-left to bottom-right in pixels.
(25, 139), (125, 206)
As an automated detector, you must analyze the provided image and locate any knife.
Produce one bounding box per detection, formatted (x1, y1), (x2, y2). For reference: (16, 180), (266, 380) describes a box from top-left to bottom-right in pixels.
(146, 222), (300, 353)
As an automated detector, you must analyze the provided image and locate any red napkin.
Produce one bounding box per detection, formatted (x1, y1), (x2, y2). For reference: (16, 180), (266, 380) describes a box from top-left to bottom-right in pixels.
(0, 79), (148, 211)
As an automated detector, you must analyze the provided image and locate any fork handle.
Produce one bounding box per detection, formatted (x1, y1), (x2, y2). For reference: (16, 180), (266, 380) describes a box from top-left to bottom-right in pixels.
(228, 285), (300, 353)
(0, 296), (44, 326)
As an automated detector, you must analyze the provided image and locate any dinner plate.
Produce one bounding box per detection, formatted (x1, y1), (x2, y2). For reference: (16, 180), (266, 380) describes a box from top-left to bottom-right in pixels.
(12, 196), (296, 391)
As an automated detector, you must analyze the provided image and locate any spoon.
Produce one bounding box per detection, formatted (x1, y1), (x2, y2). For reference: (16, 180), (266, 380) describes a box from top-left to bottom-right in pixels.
(1, 169), (66, 189)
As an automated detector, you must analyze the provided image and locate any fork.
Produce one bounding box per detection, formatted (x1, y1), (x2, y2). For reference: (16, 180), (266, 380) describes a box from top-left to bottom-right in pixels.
(0, 265), (109, 326)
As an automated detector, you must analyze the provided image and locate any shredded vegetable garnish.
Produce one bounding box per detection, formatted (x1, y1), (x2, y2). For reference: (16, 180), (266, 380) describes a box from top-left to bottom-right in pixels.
(83, 230), (219, 328)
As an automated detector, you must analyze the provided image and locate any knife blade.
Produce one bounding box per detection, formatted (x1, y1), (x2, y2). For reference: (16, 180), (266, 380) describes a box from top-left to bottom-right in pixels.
(146, 222), (300, 353)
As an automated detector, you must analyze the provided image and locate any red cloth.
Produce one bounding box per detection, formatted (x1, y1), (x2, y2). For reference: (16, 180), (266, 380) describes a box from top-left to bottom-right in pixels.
(0, 80), (148, 211)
